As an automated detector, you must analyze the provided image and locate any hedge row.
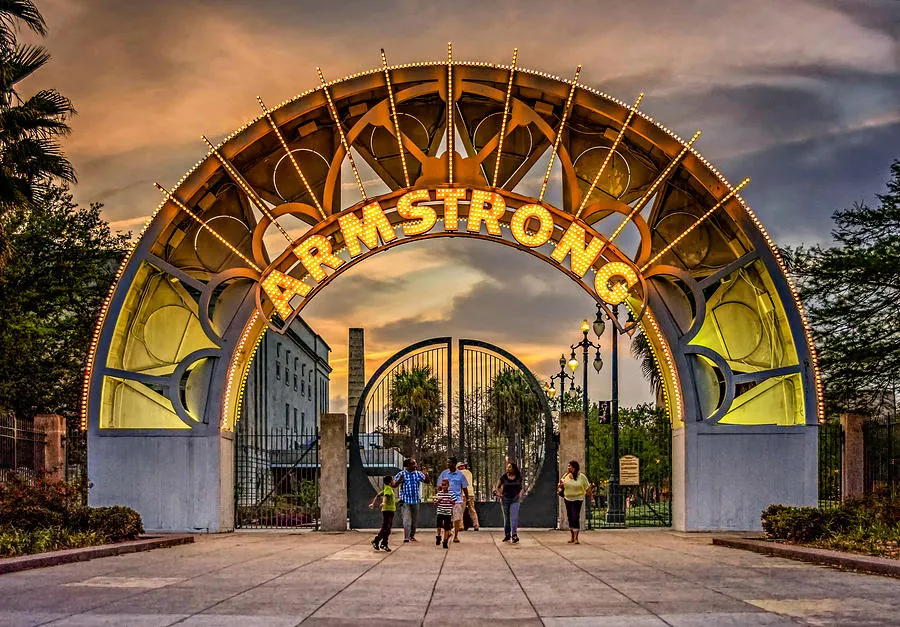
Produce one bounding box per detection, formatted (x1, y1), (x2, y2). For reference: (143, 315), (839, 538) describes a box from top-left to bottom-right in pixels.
(0, 475), (143, 547)
(762, 495), (900, 544)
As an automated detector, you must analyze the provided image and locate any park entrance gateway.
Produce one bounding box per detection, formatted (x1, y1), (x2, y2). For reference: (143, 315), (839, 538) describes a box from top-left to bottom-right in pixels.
(83, 47), (821, 532)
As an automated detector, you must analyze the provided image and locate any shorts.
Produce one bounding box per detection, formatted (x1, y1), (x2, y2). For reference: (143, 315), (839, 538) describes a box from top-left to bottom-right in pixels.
(436, 514), (452, 531)
(451, 502), (465, 522)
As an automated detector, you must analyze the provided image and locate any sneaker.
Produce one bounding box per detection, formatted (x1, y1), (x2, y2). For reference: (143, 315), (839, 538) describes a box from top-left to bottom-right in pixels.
(436, 536), (441, 545)
(372, 540), (381, 551)
(403, 539), (410, 543)
(452, 538), (460, 543)
(502, 536), (510, 542)
(382, 545), (391, 552)
(473, 527), (479, 531)
(410, 537), (417, 542)
(442, 540), (449, 549)
(512, 536), (519, 544)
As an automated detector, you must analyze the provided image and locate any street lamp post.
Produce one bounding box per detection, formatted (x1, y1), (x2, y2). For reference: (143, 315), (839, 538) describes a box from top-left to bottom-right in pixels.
(547, 354), (575, 411)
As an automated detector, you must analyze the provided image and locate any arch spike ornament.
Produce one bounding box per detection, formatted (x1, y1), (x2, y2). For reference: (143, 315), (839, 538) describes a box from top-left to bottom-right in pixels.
(256, 96), (327, 220)
(85, 49), (821, 533)
(576, 92), (644, 218)
(538, 64), (581, 203)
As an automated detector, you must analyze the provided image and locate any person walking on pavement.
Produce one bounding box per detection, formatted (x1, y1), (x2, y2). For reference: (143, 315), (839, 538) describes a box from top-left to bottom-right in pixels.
(457, 460), (479, 531)
(558, 459), (592, 544)
(369, 475), (397, 551)
(437, 456), (469, 543)
(494, 461), (523, 543)
(433, 477), (455, 549)
(394, 458), (429, 542)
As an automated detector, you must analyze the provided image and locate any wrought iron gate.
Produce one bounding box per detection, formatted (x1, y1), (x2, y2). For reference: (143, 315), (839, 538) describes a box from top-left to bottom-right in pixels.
(819, 420), (842, 508)
(586, 408), (673, 528)
(234, 425), (320, 529)
(348, 338), (557, 528)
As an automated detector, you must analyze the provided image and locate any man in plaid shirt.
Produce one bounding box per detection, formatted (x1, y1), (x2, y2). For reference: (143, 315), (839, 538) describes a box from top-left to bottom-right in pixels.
(393, 458), (429, 542)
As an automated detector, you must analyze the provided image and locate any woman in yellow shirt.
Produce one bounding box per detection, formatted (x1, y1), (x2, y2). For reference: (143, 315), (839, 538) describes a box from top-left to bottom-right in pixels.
(558, 459), (592, 544)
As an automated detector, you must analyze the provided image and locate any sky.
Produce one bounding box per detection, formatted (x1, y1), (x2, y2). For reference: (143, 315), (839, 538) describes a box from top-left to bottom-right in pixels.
(26, 0), (900, 412)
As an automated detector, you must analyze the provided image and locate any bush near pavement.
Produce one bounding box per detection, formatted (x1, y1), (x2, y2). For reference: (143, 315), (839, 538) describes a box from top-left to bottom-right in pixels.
(762, 493), (900, 558)
(0, 474), (144, 556)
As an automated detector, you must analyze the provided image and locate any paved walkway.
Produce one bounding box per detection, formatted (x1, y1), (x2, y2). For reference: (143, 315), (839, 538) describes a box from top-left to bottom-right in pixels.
(2, 530), (900, 626)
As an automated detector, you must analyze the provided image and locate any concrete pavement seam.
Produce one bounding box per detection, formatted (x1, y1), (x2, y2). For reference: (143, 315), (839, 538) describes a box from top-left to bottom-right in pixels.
(491, 532), (545, 626)
(32, 535), (345, 627)
(531, 533), (674, 626)
(166, 535), (373, 627)
(297, 536), (400, 625)
(419, 538), (449, 626)
(575, 535), (806, 625)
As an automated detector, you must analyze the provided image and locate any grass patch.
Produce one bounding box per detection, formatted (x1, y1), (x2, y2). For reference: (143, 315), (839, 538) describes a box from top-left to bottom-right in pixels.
(0, 527), (108, 558)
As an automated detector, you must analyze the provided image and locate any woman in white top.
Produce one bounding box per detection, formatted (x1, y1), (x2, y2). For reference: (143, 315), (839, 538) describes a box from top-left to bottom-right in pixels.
(558, 459), (592, 544)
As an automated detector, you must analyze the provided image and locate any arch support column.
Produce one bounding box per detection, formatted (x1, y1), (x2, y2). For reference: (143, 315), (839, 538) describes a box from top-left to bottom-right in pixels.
(320, 413), (348, 531)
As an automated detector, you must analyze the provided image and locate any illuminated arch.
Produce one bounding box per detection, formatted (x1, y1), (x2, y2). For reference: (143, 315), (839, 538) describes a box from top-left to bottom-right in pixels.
(82, 52), (822, 441)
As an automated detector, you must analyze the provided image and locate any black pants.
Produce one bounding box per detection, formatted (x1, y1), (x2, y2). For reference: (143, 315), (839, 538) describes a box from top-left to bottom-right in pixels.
(564, 498), (583, 530)
(375, 511), (394, 545)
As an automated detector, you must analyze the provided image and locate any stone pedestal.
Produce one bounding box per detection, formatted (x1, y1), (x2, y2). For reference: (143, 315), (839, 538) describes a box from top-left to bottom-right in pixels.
(34, 414), (65, 481)
(558, 411), (585, 530)
(320, 413), (348, 531)
(841, 414), (865, 501)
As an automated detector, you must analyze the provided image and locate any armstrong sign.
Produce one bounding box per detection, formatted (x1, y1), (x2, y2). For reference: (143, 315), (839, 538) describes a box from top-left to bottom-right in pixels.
(259, 186), (641, 324)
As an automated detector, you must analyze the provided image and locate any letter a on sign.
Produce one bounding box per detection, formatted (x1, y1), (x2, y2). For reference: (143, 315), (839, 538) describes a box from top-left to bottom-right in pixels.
(261, 270), (311, 319)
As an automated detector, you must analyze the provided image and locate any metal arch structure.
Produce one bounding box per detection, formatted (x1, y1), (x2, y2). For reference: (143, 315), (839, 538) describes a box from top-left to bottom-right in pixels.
(84, 49), (821, 532)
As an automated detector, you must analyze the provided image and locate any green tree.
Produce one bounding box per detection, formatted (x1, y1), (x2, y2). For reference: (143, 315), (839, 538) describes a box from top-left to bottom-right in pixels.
(0, 0), (76, 268)
(386, 365), (441, 458)
(789, 160), (900, 414)
(487, 368), (542, 466)
(630, 331), (662, 399)
(0, 185), (129, 422)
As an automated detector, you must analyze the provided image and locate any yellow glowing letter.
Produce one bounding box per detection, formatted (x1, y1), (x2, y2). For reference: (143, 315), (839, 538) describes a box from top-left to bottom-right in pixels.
(467, 189), (506, 235)
(292, 234), (344, 281)
(261, 269), (311, 318)
(551, 222), (604, 277)
(436, 187), (465, 231)
(510, 204), (554, 247)
(338, 201), (397, 257)
(595, 261), (639, 305)
(396, 189), (436, 236)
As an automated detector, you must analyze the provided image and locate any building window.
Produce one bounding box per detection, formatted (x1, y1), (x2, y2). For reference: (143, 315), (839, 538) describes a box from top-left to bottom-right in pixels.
(293, 407), (298, 431)
(293, 375), (297, 391)
(302, 364), (306, 377)
(294, 357), (298, 370)
(277, 343), (281, 358)
(301, 411), (306, 431)
(308, 385), (312, 401)
(285, 371), (290, 387)
(301, 380), (305, 394)
(285, 403), (289, 429)
(276, 363), (280, 380)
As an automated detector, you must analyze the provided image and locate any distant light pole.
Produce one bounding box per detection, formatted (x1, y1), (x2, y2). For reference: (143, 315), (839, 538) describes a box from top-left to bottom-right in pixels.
(546, 354), (576, 413)
(596, 302), (638, 525)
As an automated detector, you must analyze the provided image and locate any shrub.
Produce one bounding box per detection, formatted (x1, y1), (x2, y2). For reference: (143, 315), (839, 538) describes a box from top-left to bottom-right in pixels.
(88, 506), (144, 542)
(0, 473), (144, 544)
(0, 527), (106, 558)
(0, 475), (82, 530)
(761, 505), (827, 542)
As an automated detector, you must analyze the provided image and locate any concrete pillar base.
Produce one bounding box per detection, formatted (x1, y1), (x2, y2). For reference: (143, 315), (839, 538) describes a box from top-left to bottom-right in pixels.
(558, 412), (585, 530)
(320, 413), (348, 531)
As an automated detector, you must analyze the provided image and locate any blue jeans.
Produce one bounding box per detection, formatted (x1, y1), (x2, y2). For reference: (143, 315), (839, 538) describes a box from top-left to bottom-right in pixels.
(501, 499), (520, 538)
(400, 502), (419, 539)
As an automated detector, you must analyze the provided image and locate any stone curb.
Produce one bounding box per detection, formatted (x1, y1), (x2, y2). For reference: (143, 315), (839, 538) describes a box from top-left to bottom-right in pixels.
(712, 536), (900, 577)
(0, 534), (195, 575)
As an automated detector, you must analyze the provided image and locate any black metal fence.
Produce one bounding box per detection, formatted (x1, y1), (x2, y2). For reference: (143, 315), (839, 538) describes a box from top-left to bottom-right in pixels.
(863, 418), (899, 497)
(234, 426), (320, 529)
(818, 420), (842, 508)
(586, 408), (672, 528)
(0, 414), (46, 483)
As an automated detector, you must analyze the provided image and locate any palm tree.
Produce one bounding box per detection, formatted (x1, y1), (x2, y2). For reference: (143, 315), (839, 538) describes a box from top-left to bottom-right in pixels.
(0, 1), (76, 267)
(487, 368), (542, 467)
(386, 366), (441, 458)
(630, 331), (663, 402)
